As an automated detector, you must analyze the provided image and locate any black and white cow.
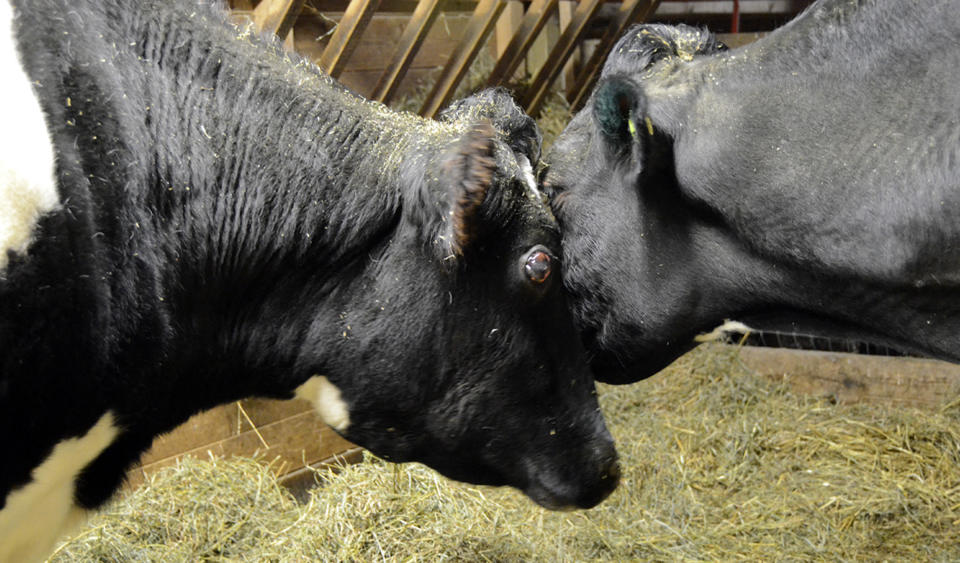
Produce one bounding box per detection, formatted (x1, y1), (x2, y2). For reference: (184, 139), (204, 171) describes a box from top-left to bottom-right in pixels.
(543, 0), (960, 384)
(0, 0), (620, 559)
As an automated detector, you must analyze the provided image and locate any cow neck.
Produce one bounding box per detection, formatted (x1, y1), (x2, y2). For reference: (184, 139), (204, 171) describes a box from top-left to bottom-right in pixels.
(103, 2), (452, 401)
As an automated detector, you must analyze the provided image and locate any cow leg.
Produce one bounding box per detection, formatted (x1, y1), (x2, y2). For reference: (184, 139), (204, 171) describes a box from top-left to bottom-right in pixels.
(0, 412), (118, 563)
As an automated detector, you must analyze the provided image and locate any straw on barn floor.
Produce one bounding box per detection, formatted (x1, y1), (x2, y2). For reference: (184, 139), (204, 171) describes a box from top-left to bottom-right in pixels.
(52, 343), (960, 561)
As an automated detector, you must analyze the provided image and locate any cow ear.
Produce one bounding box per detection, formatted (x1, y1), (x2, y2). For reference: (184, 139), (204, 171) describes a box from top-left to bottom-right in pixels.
(593, 76), (647, 145)
(443, 122), (497, 256)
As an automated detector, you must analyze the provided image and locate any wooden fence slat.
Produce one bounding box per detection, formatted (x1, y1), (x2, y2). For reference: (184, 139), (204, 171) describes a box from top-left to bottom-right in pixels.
(370, 0), (445, 104)
(320, 0), (384, 78)
(732, 345), (960, 409)
(128, 410), (357, 488)
(520, 0), (603, 116)
(485, 0), (559, 88)
(419, 0), (506, 118)
(569, 0), (660, 111)
(138, 399), (316, 465)
(252, 0), (306, 37)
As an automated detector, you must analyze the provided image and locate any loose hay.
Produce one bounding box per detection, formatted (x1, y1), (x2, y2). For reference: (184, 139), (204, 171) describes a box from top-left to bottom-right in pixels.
(53, 344), (960, 561)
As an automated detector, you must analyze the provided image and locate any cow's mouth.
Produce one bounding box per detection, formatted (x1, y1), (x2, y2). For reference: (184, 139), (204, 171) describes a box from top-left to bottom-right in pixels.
(521, 455), (621, 511)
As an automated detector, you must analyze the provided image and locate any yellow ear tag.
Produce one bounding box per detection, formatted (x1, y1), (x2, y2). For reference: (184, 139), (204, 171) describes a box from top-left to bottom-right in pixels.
(645, 116), (654, 136)
(627, 118), (638, 139)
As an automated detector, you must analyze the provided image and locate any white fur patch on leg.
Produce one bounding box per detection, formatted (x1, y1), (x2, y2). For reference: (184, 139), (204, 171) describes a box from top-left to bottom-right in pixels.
(295, 375), (351, 432)
(0, 411), (118, 563)
(0, 0), (59, 273)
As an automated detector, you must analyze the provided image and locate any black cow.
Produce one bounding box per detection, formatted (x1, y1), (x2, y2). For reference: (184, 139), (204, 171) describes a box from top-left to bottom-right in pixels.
(543, 0), (960, 384)
(0, 0), (619, 559)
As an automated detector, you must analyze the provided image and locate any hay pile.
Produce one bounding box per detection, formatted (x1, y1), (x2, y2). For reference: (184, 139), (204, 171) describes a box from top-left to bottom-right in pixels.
(53, 344), (960, 561)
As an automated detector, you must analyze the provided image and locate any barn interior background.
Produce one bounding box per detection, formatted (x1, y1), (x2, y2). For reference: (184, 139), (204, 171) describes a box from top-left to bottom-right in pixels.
(125, 0), (807, 488)
(72, 1), (960, 559)
(132, 0), (960, 493)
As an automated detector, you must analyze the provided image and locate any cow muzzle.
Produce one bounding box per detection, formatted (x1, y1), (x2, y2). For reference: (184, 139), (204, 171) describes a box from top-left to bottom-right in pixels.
(522, 437), (620, 510)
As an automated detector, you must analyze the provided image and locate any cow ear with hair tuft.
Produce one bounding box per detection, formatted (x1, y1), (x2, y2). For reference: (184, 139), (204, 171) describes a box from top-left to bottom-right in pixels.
(593, 76), (647, 148)
(444, 121), (497, 256)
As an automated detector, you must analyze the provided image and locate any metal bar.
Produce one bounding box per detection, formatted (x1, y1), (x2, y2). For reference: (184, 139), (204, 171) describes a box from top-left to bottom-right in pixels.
(251, 0), (306, 37)
(485, 0), (559, 88)
(520, 0), (602, 117)
(319, 0), (384, 78)
(569, 0), (660, 111)
(419, 0), (506, 118)
(371, 0), (445, 104)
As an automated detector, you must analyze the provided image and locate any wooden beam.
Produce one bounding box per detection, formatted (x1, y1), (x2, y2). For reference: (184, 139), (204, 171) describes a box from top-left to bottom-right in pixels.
(319, 0), (384, 79)
(520, 0), (603, 117)
(486, 0), (558, 88)
(252, 0), (306, 37)
(731, 345), (960, 409)
(127, 401), (358, 489)
(370, 0), (444, 104)
(419, 0), (506, 118)
(494, 1), (524, 59)
(569, 0), (660, 111)
(557, 0), (577, 92)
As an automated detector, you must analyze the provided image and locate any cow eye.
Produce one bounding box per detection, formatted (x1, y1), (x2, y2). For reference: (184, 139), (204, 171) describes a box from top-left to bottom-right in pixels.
(523, 246), (553, 285)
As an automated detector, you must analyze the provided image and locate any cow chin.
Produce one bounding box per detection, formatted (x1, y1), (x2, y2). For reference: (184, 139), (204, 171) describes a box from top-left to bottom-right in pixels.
(369, 431), (620, 511)
(586, 327), (696, 384)
(521, 458), (621, 511)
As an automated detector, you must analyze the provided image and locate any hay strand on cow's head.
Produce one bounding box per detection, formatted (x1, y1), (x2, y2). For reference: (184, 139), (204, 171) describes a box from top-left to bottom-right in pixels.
(52, 344), (960, 561)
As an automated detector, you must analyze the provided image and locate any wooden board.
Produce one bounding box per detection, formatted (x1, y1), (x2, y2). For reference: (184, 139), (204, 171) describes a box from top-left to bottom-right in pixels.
(419, 0), (506, 118)
(370, 0), (444, 103)
(731, 345), (960, 409)
(127, 399), (358, 488)
(521, 0), (603, 116)
(293, 13), (473, 100)
(319, 0), (384, 78)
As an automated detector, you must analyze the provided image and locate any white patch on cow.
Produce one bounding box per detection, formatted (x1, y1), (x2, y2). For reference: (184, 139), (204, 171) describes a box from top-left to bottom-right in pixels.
(694, 320), (755, 343)
(0, 0), (59, 273)
(295, 375), (351, 432)
(518, 155), (541, 198)
(0, 411), (118, 563)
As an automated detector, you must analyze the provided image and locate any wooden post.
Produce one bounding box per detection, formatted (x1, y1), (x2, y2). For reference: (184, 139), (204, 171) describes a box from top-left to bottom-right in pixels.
(526, 7), (558, 82)
(521, 0), (603, 117)
(251, 0), (306, 38)
(370, 0), (445, 105)
(419, 0), (506, 118)
(319, 0), (384, 79)
(495, 1), (525, 59)
(557, 0), (576, 94)
(731, 345), (960, 409)
(569, 0), (661, 111)
(486, 0), (558, 88)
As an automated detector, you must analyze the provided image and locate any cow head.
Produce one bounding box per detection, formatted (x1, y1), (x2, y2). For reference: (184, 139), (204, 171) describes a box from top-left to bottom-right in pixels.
(297, 90), (618, 510)
(541, 25), (738, 384)
(545, 19), (959, 385)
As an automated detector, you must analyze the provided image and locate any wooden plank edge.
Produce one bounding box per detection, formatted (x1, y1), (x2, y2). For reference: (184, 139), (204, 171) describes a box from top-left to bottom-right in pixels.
(727, 345), (960, 410)
(319, 0), (384, 78)
(419, 0), (507, 118)
(370, 0), (444, 103)
(486, 0), (559, 87)
(521, 0), (603, 116)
